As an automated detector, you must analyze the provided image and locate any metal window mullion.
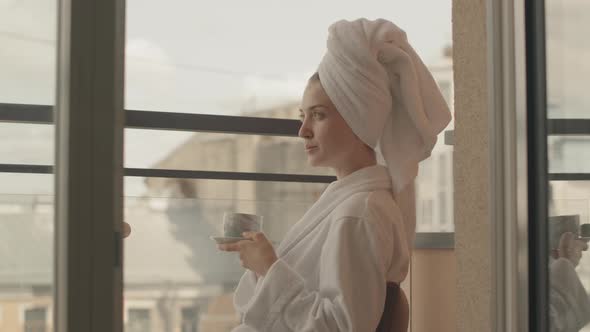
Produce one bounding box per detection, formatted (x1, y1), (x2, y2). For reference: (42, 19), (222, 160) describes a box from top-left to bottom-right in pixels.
(488, 1), (531, 331)
(54, 0), (125, 331)
(525, 0), (549, 330)
(488, 0), (508, 330)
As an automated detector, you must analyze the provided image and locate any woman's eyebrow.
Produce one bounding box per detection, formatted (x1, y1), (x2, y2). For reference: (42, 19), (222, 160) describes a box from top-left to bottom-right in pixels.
(300, 104), (327, 112)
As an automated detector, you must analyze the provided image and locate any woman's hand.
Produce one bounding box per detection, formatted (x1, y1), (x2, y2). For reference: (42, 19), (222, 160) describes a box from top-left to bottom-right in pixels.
(217, 231), (278, 277)
(122, 222), (131, 238)
(558, 232), (589, 267)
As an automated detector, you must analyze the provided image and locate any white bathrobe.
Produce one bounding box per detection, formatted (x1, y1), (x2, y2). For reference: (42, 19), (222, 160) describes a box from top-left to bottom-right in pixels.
(549, 257), (590, 332)
(232, 165), (410, 331)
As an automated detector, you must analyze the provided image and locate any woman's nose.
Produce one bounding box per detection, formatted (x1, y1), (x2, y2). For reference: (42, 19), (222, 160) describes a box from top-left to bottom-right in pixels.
(298, 120), (313, 139)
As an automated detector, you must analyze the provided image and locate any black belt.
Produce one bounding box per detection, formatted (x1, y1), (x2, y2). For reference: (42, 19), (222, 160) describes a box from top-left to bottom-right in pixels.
(376, 282), (409, 332)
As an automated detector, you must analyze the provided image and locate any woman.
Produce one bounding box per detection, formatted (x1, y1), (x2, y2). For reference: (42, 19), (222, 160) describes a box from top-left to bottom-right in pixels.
(218, 18), (451, 331)
(549, 231), (590, 331)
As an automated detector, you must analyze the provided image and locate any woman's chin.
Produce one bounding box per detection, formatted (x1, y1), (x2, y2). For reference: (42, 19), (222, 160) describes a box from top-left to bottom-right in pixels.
(307, 157), (321, 167)
(307, 157), (329, 168)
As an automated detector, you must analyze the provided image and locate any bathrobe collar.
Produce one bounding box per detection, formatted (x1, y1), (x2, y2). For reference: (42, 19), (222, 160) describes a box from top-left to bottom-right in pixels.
(277, 165), (391, 257)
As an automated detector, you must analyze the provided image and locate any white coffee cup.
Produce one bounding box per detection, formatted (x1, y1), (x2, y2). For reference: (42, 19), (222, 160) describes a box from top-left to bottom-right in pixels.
(223, 212), (263, 238)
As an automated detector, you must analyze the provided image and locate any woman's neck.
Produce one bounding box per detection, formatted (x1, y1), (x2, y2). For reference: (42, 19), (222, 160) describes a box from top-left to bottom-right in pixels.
(333, 158), (377, 180)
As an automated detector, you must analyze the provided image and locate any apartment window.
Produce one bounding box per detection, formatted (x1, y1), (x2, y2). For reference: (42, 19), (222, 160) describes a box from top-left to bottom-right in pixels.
(438, 154), (450, 227)
(438, 191), (448, 227)
(438, 81), (452, 105)
(181, 307), (199, 332)
(24, 307), (47, 332)
(421, 199), (434, 228)
(126, 308), (151, 332)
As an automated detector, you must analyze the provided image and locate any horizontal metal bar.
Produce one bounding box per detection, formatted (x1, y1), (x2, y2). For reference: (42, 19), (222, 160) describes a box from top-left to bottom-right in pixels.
(3, 163), (590, 183)
(0, 163), (53, 174)
(125, 168), (336, 183)
(0, 164), (335, 183)
(126, 110), (300, 137)
(3, 104), (590, 136)
(549, 173), (590, 181)
(548, 119), (590, 135)
(0, 103), (300, 136)
(414, 232), (454, 249)
(0, 103), (53, 124)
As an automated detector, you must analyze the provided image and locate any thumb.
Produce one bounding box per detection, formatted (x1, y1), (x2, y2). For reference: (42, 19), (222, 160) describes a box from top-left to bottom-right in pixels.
(242, 231), (257, 240)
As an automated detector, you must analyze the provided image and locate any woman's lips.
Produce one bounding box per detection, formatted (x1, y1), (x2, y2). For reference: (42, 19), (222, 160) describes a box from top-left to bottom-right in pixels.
(305, 146), (318, 152)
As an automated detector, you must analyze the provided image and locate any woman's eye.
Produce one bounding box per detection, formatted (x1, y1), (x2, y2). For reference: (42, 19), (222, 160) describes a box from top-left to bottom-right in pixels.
(313, 112), (324, 119)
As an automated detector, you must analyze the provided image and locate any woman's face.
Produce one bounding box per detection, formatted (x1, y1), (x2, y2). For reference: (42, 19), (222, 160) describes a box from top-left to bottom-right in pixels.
(298, 80), (366, 169)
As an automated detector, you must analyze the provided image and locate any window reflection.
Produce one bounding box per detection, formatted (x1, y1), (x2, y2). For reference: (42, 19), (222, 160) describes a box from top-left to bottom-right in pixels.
(546, 0), (590, 330)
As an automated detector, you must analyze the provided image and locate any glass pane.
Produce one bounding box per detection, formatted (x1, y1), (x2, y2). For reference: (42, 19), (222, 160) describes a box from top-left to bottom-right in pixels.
(0, 123), (53, 165)
(0, 0), (56, 331)
(546, 0), (590, 119)
(0, 173), (53, 195)
(0, 3), (57, 104)
(546, 0), (590, 330)
(549, 136), (590, 173)
(125, 129), (331, 176)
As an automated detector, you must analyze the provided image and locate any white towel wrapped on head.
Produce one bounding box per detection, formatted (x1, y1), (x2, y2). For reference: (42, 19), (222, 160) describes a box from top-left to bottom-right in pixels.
(317, 18), (452, 252)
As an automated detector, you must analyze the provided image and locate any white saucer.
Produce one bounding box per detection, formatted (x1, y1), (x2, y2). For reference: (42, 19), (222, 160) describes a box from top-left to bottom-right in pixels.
(210, 236), (248, 244)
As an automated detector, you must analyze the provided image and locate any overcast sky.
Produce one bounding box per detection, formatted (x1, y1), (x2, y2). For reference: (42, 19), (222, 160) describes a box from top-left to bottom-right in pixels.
(123, 0), (453, 114)
(0, 0), (453, 107)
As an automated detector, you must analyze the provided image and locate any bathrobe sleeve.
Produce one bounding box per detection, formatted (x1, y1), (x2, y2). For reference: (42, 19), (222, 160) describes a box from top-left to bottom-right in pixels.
(549, 258), (590, 332)
(239, 215), (389, 332)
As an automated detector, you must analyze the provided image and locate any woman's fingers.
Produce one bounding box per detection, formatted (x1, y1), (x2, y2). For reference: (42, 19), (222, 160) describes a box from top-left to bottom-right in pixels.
(217, 239), (252, 251)
(242, 231), (265, 241)
(218, 243), (240, 251)
(216, 232), (277, 276)
(242, 231), (256, 240)
(122, 222), (131, 238)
